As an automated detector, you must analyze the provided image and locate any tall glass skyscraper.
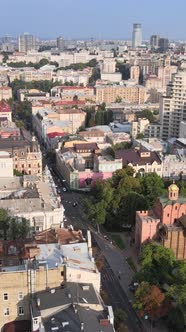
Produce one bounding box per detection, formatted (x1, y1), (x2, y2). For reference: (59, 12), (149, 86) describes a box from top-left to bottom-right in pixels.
(132, 23), (142, 48)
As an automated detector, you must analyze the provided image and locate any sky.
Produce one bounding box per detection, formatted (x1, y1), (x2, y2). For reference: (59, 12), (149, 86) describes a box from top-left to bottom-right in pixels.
(1, 0), (186, 40)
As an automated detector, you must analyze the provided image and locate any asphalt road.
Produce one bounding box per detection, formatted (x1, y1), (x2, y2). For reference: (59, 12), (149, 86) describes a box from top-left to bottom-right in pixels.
(44, 159), (145, 332)
(58, 190), (144, 332)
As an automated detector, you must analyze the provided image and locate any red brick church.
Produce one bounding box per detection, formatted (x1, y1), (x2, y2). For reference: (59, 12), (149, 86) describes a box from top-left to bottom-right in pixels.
(135, 184), (186, 259)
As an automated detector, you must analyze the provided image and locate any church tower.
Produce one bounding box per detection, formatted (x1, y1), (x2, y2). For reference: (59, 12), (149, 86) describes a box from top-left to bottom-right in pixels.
(168, 183), (179, 201)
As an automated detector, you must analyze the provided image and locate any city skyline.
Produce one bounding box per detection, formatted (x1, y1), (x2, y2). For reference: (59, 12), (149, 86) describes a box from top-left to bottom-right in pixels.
(1, 0), (186, 40)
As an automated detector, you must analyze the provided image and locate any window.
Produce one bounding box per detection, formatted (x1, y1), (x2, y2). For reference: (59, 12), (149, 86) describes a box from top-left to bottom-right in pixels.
(4, 308), (9, 316)
(175, 206), (178, 210)
(3, 293), (8, 301)
(18, 291), (23, 300)
(18, 306), (24, 316)
(61, 271), (64, 277)
(167, 213), (170, 217)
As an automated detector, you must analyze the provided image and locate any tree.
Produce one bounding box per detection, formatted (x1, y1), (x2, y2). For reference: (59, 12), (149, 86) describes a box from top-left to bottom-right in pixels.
(114, 309), (127, 330)
(134, 282), (166, 320)
(139, 173), (165, 208)
(8, 217), (30, 240)
(0, 209), (10, 240)
(137, 109), (155, 123)
(115, 96), (122, 103)
(137, 242), (176, 285)
(136, 133), (144, 139)
(118, 192), (148, 227)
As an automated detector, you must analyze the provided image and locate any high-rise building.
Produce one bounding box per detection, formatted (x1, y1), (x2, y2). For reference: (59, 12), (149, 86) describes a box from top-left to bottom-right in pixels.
(57, 36), (65, 51)
(150, 35), (160, 49)
(132, 23), (142, 48)
(159, 38), (169, 53)
(160, 64), (186, 139)
(18, 33), (36, 53)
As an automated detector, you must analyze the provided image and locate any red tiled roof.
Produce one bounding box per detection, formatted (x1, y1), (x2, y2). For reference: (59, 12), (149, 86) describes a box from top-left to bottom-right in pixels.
(47, 132), (69, 139)
(53, 100), (85, 106)
(0, 101), (11, 113)
(62, 86), (92, 90)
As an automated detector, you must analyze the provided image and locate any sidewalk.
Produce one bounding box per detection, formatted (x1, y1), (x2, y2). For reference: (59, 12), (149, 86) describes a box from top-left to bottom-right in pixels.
(94, 230), (168, 332)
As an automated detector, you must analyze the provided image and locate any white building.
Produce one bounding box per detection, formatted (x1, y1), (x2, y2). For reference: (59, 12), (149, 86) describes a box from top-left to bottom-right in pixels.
(160, 65), (186, 139)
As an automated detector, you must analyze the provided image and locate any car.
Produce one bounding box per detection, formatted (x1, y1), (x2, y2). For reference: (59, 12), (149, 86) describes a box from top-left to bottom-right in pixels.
(103, 235), (109, 241)
(73, 202), (78, 207)
(62, 187), (67, 192)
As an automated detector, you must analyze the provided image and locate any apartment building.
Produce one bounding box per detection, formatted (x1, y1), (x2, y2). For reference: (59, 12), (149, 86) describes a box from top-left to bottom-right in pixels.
(95, 84), (146, 104)
(115, 149), (162, 176)
(0, 101), (12, 121)
(0, 132), (42, 176)
(18, 33), (36, 53)
(0, 176), (64, 232)
(160, 65), (186, 139)
(0, 87), (12, 101)
(56, 142), (122, 190)
(131, 118), (150, 138)
(51, 85), (95, 102)
(0, 229), (101, 330)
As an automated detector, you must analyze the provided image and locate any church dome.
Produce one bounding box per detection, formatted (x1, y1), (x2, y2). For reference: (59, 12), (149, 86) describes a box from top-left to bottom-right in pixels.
(168, 183), (179, 191)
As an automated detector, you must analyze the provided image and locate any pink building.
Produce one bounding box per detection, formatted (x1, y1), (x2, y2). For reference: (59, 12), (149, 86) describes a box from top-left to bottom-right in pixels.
(135, 184), (186, 248)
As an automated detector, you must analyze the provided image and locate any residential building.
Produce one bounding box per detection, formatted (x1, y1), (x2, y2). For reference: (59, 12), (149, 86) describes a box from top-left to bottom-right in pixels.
(56, 36), (65, 51)
(95, 84), (146, 104)
(115, 148), (162, 176)
(18, 33), (36, 53)
(0, 151), (13, 177)
(131, 118), (150, 138)
(0, 175), (64, 231)
(54, 68), (91, 86)
(30, 283), (114, 332)
(0, 101), (12, 121)
(56, 143), (122, 190)
(159, 38), (169, 52)
(179, 121), (186, 138)
(0, 228), (101, 330)
(17, 89), (50, 102)
(135, 184), (186, 260)
(0, 87), (12, 101)
(78, 129), (105, 143)
(101, 58), (122, 82)
(160, 65), (186, 139)
(0, 132), (42, 176)
(162, 149), (186, 179)
(132, 23), (142, 48)
(51, 85), (95, 102)
(150, 35), (160, 49)
(130, 65), (140, 83)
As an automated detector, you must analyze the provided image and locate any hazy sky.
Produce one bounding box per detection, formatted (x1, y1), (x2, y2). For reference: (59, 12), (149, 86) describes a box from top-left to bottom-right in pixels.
(1, 0), (186, 40)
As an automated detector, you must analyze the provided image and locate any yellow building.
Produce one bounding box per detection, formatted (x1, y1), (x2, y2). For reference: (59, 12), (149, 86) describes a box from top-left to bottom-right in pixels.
(95, 84), (146, 104)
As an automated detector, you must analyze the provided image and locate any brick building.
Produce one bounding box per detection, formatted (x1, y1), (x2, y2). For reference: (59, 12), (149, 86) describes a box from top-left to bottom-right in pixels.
(135, 184), (186, 259)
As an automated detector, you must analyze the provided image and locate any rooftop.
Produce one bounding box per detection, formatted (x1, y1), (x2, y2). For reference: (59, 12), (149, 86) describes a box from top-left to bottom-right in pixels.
(116, 149), (161, 166)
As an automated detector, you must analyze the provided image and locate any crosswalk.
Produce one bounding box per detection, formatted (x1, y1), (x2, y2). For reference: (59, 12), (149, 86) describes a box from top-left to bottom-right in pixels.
(101, 273), (116, 282)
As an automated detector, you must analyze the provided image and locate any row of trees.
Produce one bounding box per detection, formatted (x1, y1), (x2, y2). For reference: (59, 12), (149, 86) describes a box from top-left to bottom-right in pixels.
(10, 79), (60, 99)
(134, 242), (186, 330)
(56, 58), (98, 71)
(0, 209), (30, 240)
(84, 167), (165, 231)
(83, 104), (113, 128)
(7, 58), (59, 69)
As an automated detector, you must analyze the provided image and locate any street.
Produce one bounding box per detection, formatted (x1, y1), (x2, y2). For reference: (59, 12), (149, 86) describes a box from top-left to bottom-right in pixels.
(60, 189), (144, 332)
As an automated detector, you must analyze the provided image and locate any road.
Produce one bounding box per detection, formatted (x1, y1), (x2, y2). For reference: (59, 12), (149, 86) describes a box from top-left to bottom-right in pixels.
(44, 160), (164, 332)
(58, 190), (144, 332)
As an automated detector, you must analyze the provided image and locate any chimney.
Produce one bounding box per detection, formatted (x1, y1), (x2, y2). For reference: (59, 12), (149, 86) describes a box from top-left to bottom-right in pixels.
(87, 230), (92, 256)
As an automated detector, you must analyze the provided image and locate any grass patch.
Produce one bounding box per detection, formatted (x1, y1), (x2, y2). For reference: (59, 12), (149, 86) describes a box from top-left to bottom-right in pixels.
(111, 234), (125, 250)
(126, 256), (137, 273)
